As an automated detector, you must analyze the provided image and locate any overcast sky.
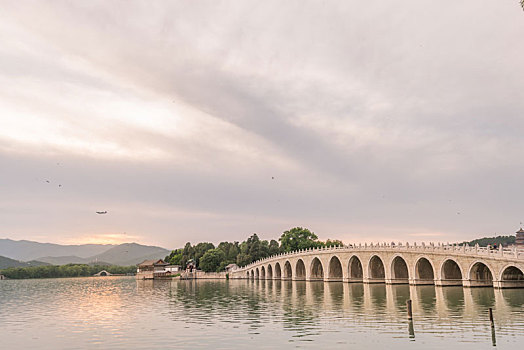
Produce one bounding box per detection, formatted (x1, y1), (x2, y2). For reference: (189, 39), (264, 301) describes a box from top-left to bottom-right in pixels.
(1, 1), (523, 248)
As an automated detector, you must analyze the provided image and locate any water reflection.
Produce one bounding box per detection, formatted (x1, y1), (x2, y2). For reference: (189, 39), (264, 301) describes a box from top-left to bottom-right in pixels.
(502, 289), (524, 308)
(368, 284), (387, 312)
(348, 283), (364, 312)
(415, 285), (436, 314)
(441, 286), (465, 316)
(470, 288), (495, 308)
(139, 279), (524, 344)
(1, 277), (524, 349)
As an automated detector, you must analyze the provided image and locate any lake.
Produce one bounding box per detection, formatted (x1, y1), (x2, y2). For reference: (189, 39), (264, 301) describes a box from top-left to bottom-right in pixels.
(1, 277), (523, 349)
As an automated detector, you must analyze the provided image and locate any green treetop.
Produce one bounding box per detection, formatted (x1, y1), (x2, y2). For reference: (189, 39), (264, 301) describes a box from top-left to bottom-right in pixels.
(279, 227), (324, 252)
(199, 248), (226, 272)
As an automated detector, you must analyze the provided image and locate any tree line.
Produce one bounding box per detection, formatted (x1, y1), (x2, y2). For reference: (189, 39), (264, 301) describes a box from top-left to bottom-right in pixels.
(164, 227), (343, 273)
(0, 264), (136, 279)
(461, 235), (515, 247)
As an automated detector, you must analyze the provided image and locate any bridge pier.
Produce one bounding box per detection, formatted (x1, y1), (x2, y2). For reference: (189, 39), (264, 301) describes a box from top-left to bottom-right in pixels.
(463, 279), (493, 288)
(324, 277), (343, 282)
(363, 277), (385, 284)
(493, 280), (524, 288)
(435, 279), (463, 287)
(305, 277), (323, 282)
(385, 278), (409, 285)
(346, 277), (363, 283)
(409, 278), (435, 286)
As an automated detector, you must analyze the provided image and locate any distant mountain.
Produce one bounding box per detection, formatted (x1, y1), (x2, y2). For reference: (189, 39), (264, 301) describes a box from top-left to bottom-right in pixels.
(36, 244), (169, 266)
(88, 243), (170, 266)
(36, 243), (169, 266)
(36, 255), (90, 265)
(0, 255), (50, 269)
(0, 238), (170, 266)
(0, 239), (114, 261)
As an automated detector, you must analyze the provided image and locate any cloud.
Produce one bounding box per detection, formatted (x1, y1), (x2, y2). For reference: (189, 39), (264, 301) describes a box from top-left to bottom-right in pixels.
(0, 1), (523, 247)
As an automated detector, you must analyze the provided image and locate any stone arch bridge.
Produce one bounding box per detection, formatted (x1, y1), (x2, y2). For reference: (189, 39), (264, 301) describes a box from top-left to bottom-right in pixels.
(230, 243), (524, 288)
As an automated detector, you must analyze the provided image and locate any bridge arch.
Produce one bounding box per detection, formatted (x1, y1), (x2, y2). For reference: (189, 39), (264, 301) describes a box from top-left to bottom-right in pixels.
(255, 267), (260, 279)
(274, 262), (282, 279)
(250, 270), (254, 279)
(368, 255), (385, 282)
(267, 264), (273, 279)
(468, 261), (493, 287)
(260, 266), (266, 280)
(246, 271), (250, 279)
(283, 261), (292, 280)
(440, 258), (463, 286)
(348, 255), (363, 282)
(499, 265), (524, 288)
(390, 255), (409, 283)
(295, 259), (306, 280)
(414, 256), (435, 284)
(328, 255), (343, 281)
(310, 257), (324, 280)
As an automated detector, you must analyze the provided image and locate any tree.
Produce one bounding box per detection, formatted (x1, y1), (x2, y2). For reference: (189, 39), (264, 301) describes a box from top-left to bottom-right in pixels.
(165, 248), (183, 265)
(179, 242), (194, 268)
(236, 252), (251, 267)
(193, 242), (215, 267)
(269, 239), (280, 255)
(217, 241), (240, 263)
(199, 249), (226, 272)
(279, 227), (323, 252)
(324, 239), (344, 247)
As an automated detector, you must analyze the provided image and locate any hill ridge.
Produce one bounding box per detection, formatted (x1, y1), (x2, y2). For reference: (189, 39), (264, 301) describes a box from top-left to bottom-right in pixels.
(0, 239), (169, 266)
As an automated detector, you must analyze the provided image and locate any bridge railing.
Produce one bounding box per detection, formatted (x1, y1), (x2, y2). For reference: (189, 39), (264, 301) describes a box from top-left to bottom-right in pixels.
(238, 242), (524, 271)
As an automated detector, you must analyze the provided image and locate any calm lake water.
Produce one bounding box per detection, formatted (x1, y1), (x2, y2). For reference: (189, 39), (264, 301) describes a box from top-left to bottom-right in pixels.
(1, 277), (523, 349)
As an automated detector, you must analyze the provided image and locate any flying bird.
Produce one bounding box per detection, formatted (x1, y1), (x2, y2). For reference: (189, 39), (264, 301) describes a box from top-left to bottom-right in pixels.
(96, 211), (108, 214)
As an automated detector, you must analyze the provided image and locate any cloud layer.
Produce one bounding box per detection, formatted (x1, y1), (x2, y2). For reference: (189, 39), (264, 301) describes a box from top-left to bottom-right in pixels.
(1, 1), (523, 248)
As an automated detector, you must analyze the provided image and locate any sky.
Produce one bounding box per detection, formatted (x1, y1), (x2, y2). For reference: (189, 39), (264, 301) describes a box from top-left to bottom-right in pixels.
(1, 1), (523, 249)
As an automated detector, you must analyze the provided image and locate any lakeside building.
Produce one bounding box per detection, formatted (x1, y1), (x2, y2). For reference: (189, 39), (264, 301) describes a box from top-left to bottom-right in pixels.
(165, 265), (182, 273)
(136, 259), (169, 279)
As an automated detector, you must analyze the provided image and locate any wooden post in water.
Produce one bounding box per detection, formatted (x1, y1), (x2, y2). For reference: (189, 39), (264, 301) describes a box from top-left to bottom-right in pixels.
(406, 299), (413, 320)
(406, 299), (415, 339)
(489, 307), (496, 346)
(408, 320), (415, 339)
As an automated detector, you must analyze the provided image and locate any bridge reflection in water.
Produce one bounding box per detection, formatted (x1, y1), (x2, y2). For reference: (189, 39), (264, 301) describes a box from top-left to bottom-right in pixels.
(144, 278), (524, 346)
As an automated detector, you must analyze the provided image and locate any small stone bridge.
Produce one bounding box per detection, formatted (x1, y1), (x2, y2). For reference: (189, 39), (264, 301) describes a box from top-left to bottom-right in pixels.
(230, 243), (524, 288)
